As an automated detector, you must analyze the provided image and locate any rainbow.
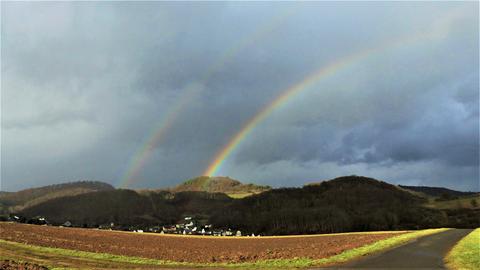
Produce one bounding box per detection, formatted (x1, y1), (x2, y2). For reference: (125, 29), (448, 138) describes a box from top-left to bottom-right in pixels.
(118, 8), (296, 188)
(119, 88), (200, 188)
(203, 53), (365, 176)
(203, 26), (448, 177)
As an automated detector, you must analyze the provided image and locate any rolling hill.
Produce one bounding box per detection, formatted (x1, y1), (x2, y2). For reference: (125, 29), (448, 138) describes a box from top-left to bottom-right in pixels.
(19, 189), (231, 227)
(399, 185), (480, 211)
(0, 181), (114, 214)
(211, 176), (446, 234)
(4, 176), (478, 234)
(399, 185), (477, 198)
(169, 176), (271, 198)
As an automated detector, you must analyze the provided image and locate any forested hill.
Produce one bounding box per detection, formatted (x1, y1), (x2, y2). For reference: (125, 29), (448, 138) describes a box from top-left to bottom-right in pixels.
(2, 176), (480, 234)
(211, 176), (448, 234)
(0, 181), (114, 213)
(170, 176), (271, 195)
(14, 176), (479, 234)
(20, 189), (231, 227)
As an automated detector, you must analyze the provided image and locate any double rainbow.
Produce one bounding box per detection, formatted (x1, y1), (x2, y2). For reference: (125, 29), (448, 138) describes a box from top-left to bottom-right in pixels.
(119, 88), (200, 188)
(203, 24), (449, 176)
(118, 8), (296, 188)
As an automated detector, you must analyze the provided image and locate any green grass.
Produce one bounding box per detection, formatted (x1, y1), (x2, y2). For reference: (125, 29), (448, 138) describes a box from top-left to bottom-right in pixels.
(0, 228), (448, 269)
(445, 228), (480, 270)
(229, 228), (448, 268)
(0, 239), (192, 268)
(226, 192), (256, 199)
(425, 195), (480, 210)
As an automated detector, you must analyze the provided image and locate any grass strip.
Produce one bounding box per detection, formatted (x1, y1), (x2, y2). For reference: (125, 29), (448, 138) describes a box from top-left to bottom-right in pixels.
(0, 239), (194, 268)
(445, 228), (480, 270)
(220, 228), (449, 268)
(0, 228), (448, 269)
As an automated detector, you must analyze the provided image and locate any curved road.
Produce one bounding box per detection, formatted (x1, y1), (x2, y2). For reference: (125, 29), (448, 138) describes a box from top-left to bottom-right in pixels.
(323, 229), (472, 269)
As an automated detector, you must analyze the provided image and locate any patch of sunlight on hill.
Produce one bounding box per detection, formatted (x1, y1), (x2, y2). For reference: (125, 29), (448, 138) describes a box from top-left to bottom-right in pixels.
(425, 195), (480, 210)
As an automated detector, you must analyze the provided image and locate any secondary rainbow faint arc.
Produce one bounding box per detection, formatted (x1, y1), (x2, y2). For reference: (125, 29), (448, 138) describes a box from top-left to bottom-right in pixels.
(119, 8), (297, 188)
(203, 28), (446, 177)
(119, 88), (199, 189)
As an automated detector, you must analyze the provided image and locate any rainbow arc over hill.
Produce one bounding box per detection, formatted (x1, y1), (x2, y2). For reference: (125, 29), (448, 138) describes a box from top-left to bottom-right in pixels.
(120, 8), (459, 186)
(203, 27), (449, 177)
(118, 9), (296, 188)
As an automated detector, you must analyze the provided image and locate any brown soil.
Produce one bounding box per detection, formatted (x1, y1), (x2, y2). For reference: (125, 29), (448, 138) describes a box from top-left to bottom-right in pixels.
(0, 260), (48, 270)
(0, 222), (405, 264)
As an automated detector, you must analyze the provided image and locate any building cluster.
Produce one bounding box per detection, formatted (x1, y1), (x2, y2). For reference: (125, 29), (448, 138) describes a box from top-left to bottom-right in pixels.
(6, 214), (48, 225)
(5, 214), (246, 237)
(156, 217), (242, 236)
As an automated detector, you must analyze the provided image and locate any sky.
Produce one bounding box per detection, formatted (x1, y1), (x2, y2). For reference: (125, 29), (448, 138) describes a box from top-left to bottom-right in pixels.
(1, 2), (478, 192)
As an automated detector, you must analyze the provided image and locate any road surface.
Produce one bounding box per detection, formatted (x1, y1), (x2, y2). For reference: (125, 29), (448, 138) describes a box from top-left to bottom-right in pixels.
(324, 229), (472, 269)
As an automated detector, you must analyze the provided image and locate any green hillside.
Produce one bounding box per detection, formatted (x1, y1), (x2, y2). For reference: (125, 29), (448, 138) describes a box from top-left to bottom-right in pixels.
(424, 194), (480, 210)
(399, 185), (477, 197)
(170, 176), (271, 198)
(6, 176), (479, 235)
(0, 181), (114, 214)
(20, 189), (231, 227)
(211, 176), (447, 234)
(399, 184), (480, 210)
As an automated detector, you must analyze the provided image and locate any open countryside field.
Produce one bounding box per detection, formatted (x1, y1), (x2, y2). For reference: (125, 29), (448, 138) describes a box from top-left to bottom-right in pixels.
(0, 222), (448, 269)
(425, 194), (480, 210)
(0, 222), (405, 263)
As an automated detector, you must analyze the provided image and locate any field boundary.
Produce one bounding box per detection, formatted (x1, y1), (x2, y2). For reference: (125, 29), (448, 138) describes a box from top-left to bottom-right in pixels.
(0, 239), (192, 268)
(312, 228), (449, 267)
(111, 226), (411, 239)
(0, 228), (449, 268)
(444, 228), (480, 270)
(0, 221), (411, 239)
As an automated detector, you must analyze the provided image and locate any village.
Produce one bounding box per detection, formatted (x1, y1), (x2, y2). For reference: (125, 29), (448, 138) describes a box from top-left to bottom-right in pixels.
(3, 214), (254, 237)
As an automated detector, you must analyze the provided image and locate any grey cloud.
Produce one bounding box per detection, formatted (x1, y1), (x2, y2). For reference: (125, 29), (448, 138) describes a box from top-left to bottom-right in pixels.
(1, 1), (478, 191)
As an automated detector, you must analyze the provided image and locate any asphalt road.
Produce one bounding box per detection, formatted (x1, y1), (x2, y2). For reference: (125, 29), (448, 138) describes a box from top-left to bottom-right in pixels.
(324, 229), (472, 269)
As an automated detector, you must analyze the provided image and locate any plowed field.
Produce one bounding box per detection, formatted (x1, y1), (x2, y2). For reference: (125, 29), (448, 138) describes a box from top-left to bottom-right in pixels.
(0, 222), (405, 264)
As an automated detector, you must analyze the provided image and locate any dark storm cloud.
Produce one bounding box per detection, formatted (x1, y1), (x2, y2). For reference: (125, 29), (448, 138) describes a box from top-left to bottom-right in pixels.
(1, 1), (478, 191)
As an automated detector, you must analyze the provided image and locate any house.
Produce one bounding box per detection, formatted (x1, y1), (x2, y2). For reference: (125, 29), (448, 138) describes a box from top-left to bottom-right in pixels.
(200, 226), (213, 235)
(199, 224), (213, 235)
(9, 214), (26, 223)
(27, 216), (48, 225)
(162, 225), (177, 234)
(148, 226), (162, 233)
(183, 217), (195, 229)
(98, 224), (113, 230)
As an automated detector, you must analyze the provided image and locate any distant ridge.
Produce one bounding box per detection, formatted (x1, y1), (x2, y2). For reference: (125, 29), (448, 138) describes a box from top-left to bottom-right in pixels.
(399, 185), (477, 197)
(0, 181), (114, 213)
(10, 175), (479, 234)
(170, 176), (271, 196)
(305, 175), (393, 186)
